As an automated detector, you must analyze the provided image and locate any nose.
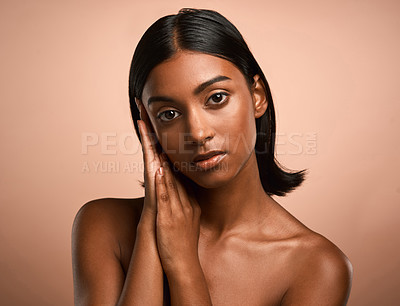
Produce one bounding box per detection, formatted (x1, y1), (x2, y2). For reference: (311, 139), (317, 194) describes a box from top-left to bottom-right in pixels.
(184, 109), (215, 146)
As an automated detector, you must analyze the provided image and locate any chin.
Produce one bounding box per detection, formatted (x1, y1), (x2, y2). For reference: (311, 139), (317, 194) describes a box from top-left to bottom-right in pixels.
(183, 166), (234, 189)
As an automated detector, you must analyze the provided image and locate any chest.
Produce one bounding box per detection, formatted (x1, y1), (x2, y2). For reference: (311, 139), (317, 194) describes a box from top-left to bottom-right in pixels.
(120, 232), (289, 305)
(197, 239), (288, 306)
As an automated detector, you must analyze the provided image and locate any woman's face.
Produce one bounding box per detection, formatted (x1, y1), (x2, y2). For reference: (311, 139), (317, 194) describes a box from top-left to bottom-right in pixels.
(141, 51), (265, 188)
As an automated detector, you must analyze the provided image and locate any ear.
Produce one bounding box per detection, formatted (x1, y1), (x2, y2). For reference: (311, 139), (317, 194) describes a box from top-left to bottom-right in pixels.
(251, 75), (268, 119)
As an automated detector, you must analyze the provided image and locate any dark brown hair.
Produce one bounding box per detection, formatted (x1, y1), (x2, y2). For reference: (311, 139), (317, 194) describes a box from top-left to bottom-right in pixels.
(129, 8), (306, 196)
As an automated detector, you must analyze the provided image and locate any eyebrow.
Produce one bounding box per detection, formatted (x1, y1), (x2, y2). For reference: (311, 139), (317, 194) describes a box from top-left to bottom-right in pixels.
(147, 75), (232, 106)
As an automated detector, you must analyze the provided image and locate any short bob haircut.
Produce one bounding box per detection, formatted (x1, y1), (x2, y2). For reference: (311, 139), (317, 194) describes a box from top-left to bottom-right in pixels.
(129, 8), (306, 196)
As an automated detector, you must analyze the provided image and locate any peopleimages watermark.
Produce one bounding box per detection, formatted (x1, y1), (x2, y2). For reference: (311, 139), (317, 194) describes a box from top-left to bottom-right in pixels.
(81, 131), (317, 173)
(81, 159), (229, 174)
(81, 131), (318, 156)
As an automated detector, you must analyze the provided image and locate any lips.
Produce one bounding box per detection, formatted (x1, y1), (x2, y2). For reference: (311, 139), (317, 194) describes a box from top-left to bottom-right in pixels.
(192, 150), (225, 163)
(191, 150), (227, 171)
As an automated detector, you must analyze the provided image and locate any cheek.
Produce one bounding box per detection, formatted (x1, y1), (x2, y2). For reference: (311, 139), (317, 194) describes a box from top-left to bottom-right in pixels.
(156, 130), (192, 164)
(228, 122), (256, 158)
(223, 97), (257, 153)
(156, 131), (178, 153)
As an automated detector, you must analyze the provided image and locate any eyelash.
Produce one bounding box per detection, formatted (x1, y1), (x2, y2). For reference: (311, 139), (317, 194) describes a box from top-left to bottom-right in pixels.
(207, 92), (230, 105)
(157, 92), (230, 122)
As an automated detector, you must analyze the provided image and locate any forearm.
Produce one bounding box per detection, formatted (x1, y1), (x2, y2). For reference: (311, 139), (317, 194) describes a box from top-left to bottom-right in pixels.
(166, 261), (212, 306)
(117, 213), (164, 306)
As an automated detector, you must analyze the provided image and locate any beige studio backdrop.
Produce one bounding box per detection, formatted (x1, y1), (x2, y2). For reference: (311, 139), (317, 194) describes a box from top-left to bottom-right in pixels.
(1, 0), (399, 305)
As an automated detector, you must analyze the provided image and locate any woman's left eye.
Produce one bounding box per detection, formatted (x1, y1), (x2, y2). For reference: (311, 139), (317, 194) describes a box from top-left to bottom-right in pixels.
(207, 92), (229, 105)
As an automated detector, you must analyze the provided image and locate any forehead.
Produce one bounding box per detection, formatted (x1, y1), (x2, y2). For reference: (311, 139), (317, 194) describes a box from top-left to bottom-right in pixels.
(142, 51), (248, 98)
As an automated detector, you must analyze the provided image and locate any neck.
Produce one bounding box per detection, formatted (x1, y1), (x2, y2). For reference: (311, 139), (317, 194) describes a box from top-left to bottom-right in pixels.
(192, 150), (274, 239)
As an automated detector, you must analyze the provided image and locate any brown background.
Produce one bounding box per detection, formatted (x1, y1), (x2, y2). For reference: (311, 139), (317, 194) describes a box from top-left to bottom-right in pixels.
(1, 0), (399, 305)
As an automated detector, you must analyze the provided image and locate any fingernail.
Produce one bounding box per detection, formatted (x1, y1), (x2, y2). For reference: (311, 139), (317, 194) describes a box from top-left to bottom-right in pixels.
(158, 166), (164, 176)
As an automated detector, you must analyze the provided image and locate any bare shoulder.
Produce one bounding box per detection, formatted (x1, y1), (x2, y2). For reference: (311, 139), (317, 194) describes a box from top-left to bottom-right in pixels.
(281, 223), (353, 305)
(72, 197), (144, 245)
(72, 197), (145, 262)
(73, 197), (144, 232)
(292, 230), (353, 281)
(74, 196), (145, 219)
(262, 201), (352, 305)
(71, 197), (144, 305)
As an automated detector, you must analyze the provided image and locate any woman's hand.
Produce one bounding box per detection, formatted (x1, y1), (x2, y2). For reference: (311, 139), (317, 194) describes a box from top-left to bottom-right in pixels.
(136, 98), (163, 227)
(155, 156), (202, 275)
(136, 99), (209, 304)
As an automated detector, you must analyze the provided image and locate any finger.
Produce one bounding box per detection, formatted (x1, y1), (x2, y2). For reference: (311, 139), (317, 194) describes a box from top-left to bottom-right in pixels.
(137, 120), (157, 166)
(135, 98), (152, 129)
(137, 101), (159, 151)
(141, 120), (163, 158)
(134, 98), (143, 120)
(174, 171), (200, 214)
(161, 159), (183, 211)
(135, 97), (160, 149)
(161, 155), (191, 206)
(156, 167), (172, 215)
(139, 125), (163, 198)
(138, 119), (162, 164)
(160, 153), (188, 203)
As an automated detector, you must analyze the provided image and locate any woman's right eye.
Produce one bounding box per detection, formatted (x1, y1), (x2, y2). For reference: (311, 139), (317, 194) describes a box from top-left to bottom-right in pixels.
(157, 110), (181, 122)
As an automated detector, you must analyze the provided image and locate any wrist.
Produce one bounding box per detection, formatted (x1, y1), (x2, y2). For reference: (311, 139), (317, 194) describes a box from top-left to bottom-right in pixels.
(166, 260), (212, 304)
(137, 208), (156, 231)
(137, 219), (156, 238)
(164, 256), (203, 281)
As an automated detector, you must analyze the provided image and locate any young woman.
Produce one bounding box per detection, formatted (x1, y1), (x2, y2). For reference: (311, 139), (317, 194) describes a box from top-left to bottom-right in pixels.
(72, 8), (353, 305)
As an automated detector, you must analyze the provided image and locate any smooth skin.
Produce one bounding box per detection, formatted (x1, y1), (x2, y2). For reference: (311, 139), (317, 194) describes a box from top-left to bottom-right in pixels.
(72, 51), (353, 305)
